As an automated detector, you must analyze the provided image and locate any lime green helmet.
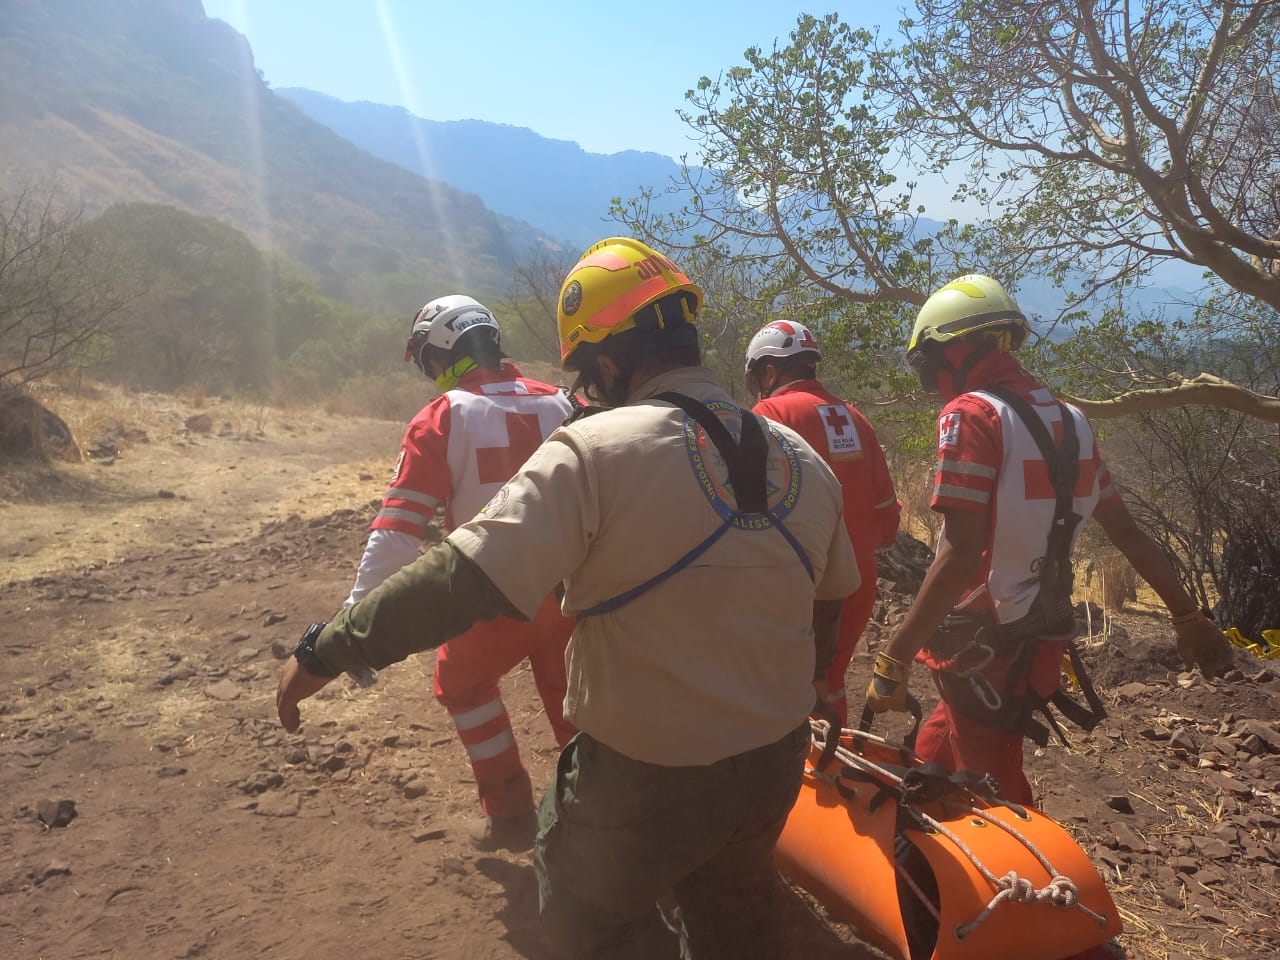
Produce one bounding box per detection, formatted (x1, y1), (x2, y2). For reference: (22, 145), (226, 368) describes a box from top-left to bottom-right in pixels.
(907, 275), (1030, 362)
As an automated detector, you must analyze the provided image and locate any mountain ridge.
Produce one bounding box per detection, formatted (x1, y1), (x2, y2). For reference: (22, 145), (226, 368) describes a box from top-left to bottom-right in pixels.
(0, 0), (560, 306)
(276, 86), (698, 252)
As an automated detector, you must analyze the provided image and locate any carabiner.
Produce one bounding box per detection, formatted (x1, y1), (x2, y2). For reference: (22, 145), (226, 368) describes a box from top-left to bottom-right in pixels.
(969, 674), (1004, 711)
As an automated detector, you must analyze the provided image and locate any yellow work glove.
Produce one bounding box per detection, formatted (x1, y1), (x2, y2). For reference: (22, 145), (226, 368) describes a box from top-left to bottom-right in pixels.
(1170, 610), (1235, 678)
(865, 652), (911, 714)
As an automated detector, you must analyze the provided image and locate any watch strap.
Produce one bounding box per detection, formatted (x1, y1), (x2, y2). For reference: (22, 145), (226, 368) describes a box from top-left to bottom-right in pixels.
(292, 621), (339, 678)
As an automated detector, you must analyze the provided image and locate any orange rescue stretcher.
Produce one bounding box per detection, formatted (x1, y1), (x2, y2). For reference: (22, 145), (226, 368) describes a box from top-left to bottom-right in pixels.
(774, 712), (1122, 960)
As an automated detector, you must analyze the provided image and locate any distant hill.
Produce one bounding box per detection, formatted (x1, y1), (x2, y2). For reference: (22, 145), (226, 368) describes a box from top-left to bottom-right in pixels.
(0, 0), (559, 307)
(271, 90), (1212, 331)
(277, 88), (698, 252)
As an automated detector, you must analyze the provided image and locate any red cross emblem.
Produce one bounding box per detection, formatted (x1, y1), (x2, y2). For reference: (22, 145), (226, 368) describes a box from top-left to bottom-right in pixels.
(476, 413), (544, 484)
(823, 406), (851, 436)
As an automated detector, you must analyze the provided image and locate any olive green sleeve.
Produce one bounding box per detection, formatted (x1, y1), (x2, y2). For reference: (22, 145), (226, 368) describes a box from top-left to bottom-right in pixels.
(812, 597), (844, 682)
(314, 540), (519, 676)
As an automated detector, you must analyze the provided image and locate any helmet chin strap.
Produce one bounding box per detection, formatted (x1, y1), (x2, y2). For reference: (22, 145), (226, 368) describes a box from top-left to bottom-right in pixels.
(434, 356), (477, 392)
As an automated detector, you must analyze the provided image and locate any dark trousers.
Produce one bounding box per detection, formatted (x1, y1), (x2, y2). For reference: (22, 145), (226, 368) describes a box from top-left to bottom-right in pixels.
(534, 723), (810, 960)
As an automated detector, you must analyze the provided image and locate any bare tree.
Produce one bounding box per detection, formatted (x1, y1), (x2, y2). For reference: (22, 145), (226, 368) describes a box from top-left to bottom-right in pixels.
(0, 183), (136, 397)
(498, 248), (577, 366)
(614, 7), (1280, 417)
(614, 15), (948, 319)
(894, 0), (1280, 312)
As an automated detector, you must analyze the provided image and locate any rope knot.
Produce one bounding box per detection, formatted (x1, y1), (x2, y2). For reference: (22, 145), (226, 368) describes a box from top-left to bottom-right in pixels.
(997, 872), (1037, 903)
(1046, 875), (1080, 908)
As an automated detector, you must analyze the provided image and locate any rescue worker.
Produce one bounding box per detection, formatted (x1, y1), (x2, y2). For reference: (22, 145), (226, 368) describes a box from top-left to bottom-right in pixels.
(865, 275), (1236, 809)
(346, 294), (575, 852)
(277, 237), (860, 960)
(746, 321), (901, 724)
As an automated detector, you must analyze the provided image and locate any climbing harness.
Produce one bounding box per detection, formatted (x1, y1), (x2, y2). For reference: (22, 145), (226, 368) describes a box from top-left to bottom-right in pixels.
(924, 388), (1106, 747)
(578, 393), (812, 617)
(775, 717), (1121, 960)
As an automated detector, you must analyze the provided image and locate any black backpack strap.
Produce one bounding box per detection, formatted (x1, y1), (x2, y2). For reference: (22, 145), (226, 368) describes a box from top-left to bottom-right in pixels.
(657, 393), (814, 583)
(1050, 635), (1108, 731)
(656, 392), (768, 512)
(578, 393), (778, 619)
(983, 386), (1078, 490)
(563, 402), (606, 426)
(982, 386), (1082, 622)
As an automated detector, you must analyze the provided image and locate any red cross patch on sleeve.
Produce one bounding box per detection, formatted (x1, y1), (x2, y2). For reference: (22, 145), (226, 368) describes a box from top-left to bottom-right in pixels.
(817, 404), (863, 459)
(939, 412), (962, 450)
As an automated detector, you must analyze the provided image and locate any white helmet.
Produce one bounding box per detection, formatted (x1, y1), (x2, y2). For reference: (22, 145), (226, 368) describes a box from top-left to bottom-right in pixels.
(405, 295), (502, 372)
(744, 321), (822, 374)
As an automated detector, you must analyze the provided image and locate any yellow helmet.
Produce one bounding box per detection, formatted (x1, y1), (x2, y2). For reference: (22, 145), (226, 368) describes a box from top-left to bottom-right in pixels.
(557, 237), (703, 370)
(907, 274), (1030, 360)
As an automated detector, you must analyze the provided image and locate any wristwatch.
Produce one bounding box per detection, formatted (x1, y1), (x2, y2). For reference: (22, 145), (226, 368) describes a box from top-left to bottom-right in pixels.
(292, 621), (339, 678)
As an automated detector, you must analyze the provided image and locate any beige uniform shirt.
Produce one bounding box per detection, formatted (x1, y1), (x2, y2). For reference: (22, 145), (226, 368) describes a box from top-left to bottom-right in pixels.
(449, 366), (859, 765)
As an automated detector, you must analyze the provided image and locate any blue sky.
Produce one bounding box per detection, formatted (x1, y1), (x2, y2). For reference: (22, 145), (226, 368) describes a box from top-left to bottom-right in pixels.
(201, 1), (908, 161)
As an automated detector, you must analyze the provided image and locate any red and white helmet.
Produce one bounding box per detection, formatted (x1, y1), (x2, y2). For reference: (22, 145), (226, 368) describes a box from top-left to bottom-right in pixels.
(744, 321), (822, 374)
(405, 295), (502, 371)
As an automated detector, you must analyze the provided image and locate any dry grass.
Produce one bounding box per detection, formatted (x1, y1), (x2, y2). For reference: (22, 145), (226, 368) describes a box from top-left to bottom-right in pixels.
(1092, 553), (1138, 612)
(29, 379), (179, 453)
(320, 370), (426, 423)
(893, 457), (942, 548)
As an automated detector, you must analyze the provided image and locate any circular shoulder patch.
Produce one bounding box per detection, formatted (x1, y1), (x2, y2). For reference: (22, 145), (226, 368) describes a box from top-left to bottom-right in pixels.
(477, 484), (511, 519)
(561, 280), (583, 317)
(678, 402), (801, 529)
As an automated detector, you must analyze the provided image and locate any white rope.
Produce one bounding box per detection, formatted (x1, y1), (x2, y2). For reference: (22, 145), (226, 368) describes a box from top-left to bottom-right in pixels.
(954, 872), (1100, 941)
(804, 721), (1111, 939)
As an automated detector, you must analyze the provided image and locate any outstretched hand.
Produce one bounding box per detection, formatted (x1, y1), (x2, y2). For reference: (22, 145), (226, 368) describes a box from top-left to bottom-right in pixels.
(276, 657), (335, 732)
(1170, 610), (1235, 678)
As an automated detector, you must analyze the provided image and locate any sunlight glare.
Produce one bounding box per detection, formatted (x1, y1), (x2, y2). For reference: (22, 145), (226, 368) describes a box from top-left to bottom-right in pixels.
(374, 0), (463, 287)
(228, 0), (275, 333)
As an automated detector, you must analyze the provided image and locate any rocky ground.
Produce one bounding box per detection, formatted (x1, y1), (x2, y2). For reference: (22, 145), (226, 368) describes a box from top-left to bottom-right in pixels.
(1, 387), (1277, 960)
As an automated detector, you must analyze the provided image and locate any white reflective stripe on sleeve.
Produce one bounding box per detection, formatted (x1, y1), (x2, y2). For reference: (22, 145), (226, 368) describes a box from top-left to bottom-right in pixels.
(385, 486), (441, 507)
(450, 697), (506, 731)
(346, 528), (420, 606)
(375, 506), (431, 525)
(934, 482), (989, 504)
(938, 458), (997, 479)
(462, 728), (517, 762)
(873, 497), (897, 510)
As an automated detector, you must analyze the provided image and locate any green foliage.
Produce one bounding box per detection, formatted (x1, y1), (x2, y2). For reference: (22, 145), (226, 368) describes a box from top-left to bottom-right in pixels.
(613, 12), (1005, 454)
(613, 2), (1280, 610)
(87, 203), (274, 391)
(1043, 305), (1280, 637)
(67, 201), (428, 415)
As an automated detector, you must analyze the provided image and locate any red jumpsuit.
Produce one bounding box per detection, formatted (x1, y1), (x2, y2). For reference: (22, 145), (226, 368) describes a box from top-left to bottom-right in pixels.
(915, 352), (1119, 807)
(347, 362), (575, 817)
(754, 380), (900, 722)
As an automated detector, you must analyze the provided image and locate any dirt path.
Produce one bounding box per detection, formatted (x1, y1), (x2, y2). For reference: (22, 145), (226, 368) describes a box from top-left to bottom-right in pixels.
(2, 389), (1278, 960)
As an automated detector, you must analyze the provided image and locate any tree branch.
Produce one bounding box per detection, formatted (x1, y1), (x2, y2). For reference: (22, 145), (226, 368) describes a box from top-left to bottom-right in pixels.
(1067, 373), (1280, 422)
